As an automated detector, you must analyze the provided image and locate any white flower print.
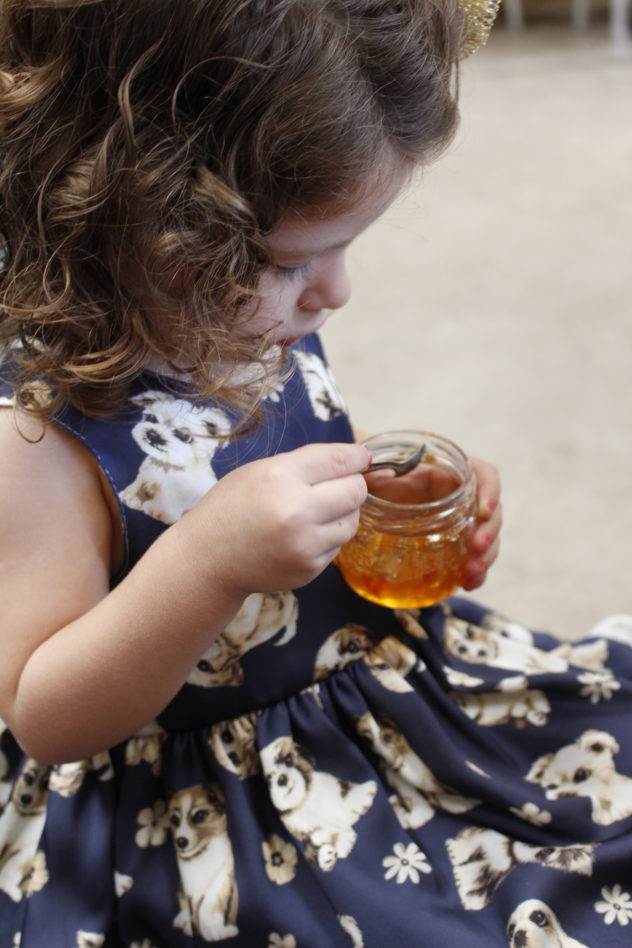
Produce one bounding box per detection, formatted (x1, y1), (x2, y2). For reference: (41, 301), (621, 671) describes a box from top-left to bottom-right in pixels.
(509, 801), (552, 826)
(134, 799), (170, 848)
(578, 671), (621, 704)
(131, 940), (160, 948)
(595, 884), (632, 926)
(13, 934), (21, 947)
(262, 834), (298, 885)
(268, 934), (297, 948)
(382, 841), (432, 884)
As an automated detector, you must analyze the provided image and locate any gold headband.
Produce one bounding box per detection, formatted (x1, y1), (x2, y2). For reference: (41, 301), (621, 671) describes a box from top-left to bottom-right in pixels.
(459, 0), (502, 58)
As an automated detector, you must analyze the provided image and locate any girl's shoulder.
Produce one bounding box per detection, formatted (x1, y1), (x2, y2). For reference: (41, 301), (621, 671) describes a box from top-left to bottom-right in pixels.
(0, 358), (127, 578)
(0, 400), (118, 650)
(0, 395), (124, 572)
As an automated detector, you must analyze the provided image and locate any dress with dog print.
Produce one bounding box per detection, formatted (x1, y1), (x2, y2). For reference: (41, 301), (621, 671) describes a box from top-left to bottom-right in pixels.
(1, 332), (632, 948)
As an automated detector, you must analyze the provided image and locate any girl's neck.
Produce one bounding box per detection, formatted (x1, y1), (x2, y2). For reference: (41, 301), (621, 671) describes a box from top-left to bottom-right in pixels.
(142, 353), (191, 381)
(142, 345), (285, 387)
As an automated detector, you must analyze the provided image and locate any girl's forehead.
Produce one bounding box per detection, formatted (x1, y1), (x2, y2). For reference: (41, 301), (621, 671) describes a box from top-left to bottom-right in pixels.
(266, 165), (409, 258)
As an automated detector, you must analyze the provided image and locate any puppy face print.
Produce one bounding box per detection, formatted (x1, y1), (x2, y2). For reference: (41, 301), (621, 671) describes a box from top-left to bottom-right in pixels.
(260, 735), (376, 871)
(506, 899), (591, 948)
(0, 759), (50, 903)
(526, 729), (632, 825)
(209, 716), (260, 779)
(362, 635), (420, 693)
(168, 783), (228, 860)
(167, 782), (239, 941)
(11, 758), (49, 815)
(444, 618), (504, 664)
(119, 390), (233, 523)
(262, 737), (316, 814)
(313, 624), (377, 681)
(129, 391), (232, 466)
(355, 712), (410, 772)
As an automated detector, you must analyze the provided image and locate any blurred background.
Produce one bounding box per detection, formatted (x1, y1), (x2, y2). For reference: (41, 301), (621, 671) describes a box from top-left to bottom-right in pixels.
(323, 3), (632, 640)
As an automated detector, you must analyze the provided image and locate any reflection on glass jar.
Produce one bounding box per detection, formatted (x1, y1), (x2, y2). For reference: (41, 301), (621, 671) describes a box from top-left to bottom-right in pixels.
(336, 431), (476, 608)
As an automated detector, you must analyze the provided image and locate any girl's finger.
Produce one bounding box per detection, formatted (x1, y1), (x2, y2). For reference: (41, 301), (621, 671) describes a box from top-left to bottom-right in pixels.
(290, 441), (371, 485)
(311, 473), (368, 524)
(471, 501), (503, 554)
(461, 536), (501, 590)
(470, 456), (501, 519)
(310, 519), (362, 572)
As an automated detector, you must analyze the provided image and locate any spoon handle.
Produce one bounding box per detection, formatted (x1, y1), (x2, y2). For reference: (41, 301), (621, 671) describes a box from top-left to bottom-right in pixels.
(365, 443), (427, 477)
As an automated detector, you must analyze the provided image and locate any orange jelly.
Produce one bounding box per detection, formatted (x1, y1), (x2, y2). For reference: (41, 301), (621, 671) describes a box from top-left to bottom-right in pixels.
(336, 431), (476, 609)
(336, 525), (470, 608)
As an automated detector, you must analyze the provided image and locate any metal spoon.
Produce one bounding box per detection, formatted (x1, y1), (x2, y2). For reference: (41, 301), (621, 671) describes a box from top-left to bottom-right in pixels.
(365, 443), (427, 477)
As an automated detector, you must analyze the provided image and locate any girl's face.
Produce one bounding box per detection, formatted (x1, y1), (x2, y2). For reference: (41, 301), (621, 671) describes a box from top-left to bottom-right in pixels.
(247, 168), (407, 347)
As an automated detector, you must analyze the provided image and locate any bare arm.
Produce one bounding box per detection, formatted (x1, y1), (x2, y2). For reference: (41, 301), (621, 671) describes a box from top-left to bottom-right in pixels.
(0, 410), (247, 761)
(0, 410), (369, 763)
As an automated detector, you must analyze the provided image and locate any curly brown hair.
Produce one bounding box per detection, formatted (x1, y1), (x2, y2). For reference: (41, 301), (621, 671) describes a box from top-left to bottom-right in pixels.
(0, 0), (466, 425)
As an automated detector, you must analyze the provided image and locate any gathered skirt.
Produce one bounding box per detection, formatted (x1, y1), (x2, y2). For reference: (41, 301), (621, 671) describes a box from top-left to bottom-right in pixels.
(2, 600), (632, 947)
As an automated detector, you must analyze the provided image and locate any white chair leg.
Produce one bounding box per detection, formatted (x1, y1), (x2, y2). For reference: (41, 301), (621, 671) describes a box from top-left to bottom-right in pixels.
(610, 0), (631, 57)
(504, 0), (524, 30)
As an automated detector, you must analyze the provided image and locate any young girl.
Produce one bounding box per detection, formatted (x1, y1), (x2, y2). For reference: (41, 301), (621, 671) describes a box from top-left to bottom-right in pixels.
(0, 1), (631, 946)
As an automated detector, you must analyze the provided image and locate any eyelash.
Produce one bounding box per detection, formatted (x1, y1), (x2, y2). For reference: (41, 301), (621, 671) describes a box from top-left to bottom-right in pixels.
(275, 260), (314, 281)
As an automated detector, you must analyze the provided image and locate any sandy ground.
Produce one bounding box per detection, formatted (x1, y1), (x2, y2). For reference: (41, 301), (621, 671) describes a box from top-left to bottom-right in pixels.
(322, 24), (632, 640)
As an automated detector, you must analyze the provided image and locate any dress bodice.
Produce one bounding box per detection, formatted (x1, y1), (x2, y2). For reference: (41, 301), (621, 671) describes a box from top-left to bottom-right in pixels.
(23, 334), (401, 727)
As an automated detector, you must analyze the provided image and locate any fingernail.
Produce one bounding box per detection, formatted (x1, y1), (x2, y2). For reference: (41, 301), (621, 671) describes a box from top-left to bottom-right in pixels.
(481, 533), (492, 550)
(486, 500), (496, 513)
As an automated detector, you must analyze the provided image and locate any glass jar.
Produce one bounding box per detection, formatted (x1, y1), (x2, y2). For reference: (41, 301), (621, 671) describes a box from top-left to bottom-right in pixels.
(336, 430), (476, 608)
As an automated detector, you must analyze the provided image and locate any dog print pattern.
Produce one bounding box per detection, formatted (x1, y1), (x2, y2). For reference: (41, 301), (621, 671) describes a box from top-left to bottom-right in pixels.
(1, 334), (632, 947)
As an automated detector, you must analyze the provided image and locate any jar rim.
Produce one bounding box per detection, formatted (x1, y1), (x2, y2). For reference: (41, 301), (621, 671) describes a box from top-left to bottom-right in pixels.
(362, 430), (474, 513)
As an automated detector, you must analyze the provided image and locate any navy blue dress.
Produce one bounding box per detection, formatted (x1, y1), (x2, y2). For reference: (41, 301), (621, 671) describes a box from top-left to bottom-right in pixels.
(1, 334), (632, 947)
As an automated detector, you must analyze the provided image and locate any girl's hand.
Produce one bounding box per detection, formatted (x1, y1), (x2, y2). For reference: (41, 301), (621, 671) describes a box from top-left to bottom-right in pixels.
(461, 456), (502, 591)
(181, 442), (370, 597)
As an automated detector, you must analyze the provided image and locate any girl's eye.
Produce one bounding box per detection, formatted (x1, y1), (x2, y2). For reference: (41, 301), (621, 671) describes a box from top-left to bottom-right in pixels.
(275, 259), (314, 281)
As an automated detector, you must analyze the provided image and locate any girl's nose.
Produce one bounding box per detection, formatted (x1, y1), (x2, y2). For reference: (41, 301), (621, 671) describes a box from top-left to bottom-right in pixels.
(299, 252), (351, 313)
